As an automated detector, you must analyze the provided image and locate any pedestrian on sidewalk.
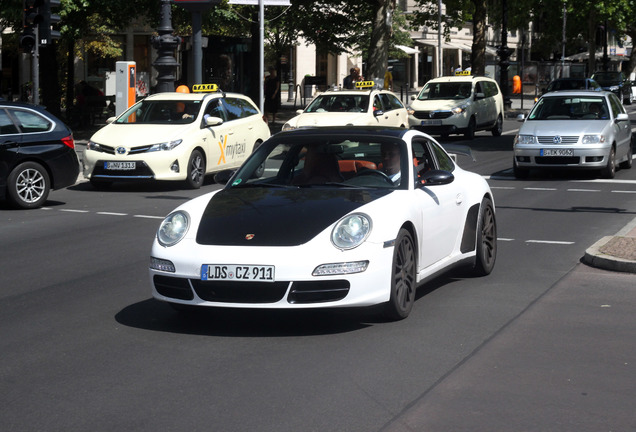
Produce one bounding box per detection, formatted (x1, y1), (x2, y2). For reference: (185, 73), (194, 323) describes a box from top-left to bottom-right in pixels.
(264, 66), (280, 124)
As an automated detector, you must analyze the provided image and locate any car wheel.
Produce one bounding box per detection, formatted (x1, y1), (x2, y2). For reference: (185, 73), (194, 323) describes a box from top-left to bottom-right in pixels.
(464, 117), (475, 140)
(513, 158), (530, 179)
(384, 228), (416, 321)
(601, 146), (616, 179)
(186, 149), (205, 189)
(491, 114), (503, 136)
(619, 142), (633, 169)
(7, 161), (50, 209)
(471, 197), (497, 276)
(627, 91), (633, 105)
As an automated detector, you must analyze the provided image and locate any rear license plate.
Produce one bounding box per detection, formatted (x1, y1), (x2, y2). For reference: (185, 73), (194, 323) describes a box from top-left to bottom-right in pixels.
(540, 149), (574, 157)
(201, 264), (275, 282)
(421, 120), (442, 126)
(104, 161), (136, 170)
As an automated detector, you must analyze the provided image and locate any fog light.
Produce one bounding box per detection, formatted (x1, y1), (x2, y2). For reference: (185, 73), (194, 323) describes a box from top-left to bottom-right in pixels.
(312, 261), (369, 276)
(171, 160), (180, 172)
(150, 257), (176, 272)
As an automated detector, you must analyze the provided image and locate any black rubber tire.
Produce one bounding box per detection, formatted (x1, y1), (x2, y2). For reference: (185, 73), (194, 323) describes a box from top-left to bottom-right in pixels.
(7, 161), (50, 209)
(491, 115), (503, 136)
(464, 117), (475, 140)
(619, 142), (632, 169)
(471, 197), (497, 276)
(601, 146), (616, 179)
(186, 149), (206, 189)
(384, 229), (417, 320)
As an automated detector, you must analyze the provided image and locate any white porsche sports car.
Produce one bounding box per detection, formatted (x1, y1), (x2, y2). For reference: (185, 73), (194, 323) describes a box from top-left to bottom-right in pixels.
(149, 127), (497, 320)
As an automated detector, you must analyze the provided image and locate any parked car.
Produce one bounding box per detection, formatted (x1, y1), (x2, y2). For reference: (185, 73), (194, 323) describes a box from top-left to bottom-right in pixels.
(83, 86), (270, 189)
(408, 74), (504, 139)
(0, 102), (80, 209)
(542, 78), (602, 93)
(149, 127), (497, 321)
(281, 82), (409, 131)
(591, 71), (633, 104)
(513, 90), (632, 179)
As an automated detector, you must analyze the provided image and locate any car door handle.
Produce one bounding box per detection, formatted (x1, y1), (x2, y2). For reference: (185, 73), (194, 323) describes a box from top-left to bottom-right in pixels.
(228, 129), (235, 135)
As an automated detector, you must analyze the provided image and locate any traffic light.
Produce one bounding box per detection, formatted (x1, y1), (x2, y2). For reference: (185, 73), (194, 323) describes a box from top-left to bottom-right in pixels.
(39, 0), (61, 46)
(20, 0), (45, 52)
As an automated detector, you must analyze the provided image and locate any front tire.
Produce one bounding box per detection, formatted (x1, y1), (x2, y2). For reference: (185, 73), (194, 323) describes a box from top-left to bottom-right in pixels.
(491, 114), (503, 136)
(619, 141), (633, 169)
(471, 197), (497, 276)
(186, 149), (206, 189)
(7, 161), (50, 209)
(384, 229), (416, 320)
(464, 117), (475, 140)
(601, 146), (616, 179)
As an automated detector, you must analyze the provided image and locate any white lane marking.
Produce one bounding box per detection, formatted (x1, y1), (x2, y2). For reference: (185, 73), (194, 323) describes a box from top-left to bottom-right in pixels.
(490, 186), (516, 190)
(612, 190), (636, 194)
(567, 188), (601, 192)
(526, 240), (575, 245)
(523, 187), (558, 191)
(59, 209), (90, 213)
(574, 179), (636, 185)
(97, 212), (128, 216)
(498, 238), (515, 241)
(134, 215), (165, 219)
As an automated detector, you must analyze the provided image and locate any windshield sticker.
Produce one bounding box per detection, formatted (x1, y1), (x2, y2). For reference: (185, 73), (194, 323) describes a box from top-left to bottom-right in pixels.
(232, 178), (242, 186)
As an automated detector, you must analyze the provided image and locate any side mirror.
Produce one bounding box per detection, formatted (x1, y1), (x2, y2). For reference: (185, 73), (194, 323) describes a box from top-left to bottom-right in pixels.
(419, 169), (454, 186)
(296, 109), (304, 115)
(474, 92), (485, 100)
(106, 116), (116, 124)
(516, 113), (526, 122)
(204, 116), (224, 127)
(410, 95), (416, 100)
(616, 113), (629, 122)
(213, 169), (235, 185)
(373, 109), (385, 117)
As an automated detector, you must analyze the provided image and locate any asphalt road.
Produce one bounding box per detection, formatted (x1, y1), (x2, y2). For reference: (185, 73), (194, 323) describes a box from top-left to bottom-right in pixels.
(1, 111), (635, 431)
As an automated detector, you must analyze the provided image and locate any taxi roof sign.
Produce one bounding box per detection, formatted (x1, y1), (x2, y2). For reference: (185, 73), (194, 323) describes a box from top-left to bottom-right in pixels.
(192, 84), (219, 93)
(355, 80), (376, 89)
(454, 70), (471, 76)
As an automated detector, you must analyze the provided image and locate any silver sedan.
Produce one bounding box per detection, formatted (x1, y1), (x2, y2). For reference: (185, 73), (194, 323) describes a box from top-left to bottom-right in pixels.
(513, 90), (633, 178)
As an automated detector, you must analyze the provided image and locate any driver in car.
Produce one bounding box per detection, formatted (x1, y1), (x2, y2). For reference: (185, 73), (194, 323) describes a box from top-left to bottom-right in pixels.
(381, 142), (401, 185)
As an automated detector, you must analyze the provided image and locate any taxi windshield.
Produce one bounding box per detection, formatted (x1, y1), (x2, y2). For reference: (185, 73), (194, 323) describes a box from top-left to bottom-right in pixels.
(418, 82), (472, 100)
(305, 95), (369, 113)
(228, 135), (408, 190)
(528, 96), (609, 120)
(115, 100), (202, 124)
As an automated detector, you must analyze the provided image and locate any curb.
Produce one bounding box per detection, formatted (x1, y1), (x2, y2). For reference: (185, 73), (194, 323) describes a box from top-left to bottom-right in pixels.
(583, 217), (636, 273)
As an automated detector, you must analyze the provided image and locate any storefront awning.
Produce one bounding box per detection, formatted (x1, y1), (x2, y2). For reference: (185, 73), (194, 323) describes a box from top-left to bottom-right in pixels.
(395, 45), (418, 55)
(564, 51), (627, 62)
(415, 39), (498, 57)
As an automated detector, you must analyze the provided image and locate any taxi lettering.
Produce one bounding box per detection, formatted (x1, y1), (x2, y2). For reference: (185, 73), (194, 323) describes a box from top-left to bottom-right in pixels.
(225, 142), (246, 159)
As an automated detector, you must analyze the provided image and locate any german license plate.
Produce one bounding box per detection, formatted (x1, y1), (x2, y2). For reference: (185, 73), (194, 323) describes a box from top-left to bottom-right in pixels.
(104, 161), (136, 170)
(421, 120), (442, 126)
(201, 264), (275, 282)
(541, 149), (573, 157)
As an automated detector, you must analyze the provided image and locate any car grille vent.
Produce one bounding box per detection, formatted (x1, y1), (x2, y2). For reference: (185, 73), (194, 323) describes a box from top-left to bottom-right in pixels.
(129, 145), (155, 154)
(537, 136), (579, 144)
(413, 111), (453, 120)
(154, 275), (194, 300)
(191, 280), (289, 303)
(535, 156), (580, 165)
(99, 145), (116, 155)
(288, 280), (350, 304)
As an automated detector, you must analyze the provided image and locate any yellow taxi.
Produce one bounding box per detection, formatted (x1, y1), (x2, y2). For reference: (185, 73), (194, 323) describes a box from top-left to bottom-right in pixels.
(282, 81), (409, 131)
(83, 84), (270, 189)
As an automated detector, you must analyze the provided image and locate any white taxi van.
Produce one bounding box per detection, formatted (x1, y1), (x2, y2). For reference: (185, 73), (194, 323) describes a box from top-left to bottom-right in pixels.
(408, 72), (504, 139)
(83, 84), (270, 189)
(282, 81), (409, 130)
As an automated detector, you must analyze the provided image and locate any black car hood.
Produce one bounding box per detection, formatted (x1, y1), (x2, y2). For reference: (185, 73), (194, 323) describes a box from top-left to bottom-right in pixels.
(196, 187), (390, 246)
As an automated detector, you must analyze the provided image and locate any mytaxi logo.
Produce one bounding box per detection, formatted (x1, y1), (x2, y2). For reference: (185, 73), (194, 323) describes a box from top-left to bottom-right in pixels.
(218, 135), (227, 164)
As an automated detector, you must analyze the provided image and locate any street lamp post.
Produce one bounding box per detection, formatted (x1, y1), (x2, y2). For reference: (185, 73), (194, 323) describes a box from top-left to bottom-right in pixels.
(498, 0), (512, 110)
(152, 0), (181, 93)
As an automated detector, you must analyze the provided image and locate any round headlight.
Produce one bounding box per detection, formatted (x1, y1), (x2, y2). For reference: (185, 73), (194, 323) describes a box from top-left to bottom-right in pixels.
(157, 211), (190, 246)
(331, 213), (371, 250)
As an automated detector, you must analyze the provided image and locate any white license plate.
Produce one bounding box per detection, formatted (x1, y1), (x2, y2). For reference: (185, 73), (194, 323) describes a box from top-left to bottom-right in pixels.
(541, 149), (574, 157)
(201, 264), (275, 282)
(104, 161), (136, 170)
(421, 120), (442, 126)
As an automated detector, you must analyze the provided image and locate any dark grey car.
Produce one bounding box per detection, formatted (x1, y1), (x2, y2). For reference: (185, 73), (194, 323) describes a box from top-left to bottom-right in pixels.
(591, 71), (633, 105)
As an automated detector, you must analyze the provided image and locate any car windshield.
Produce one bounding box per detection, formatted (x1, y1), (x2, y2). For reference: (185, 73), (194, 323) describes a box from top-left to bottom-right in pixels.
(528, 96), (609, 120)
(228, 135), (408, 190)
(305, 95), (369, 113)
(417, 82), (472, 100)
(115, 100), (202, 124)
(592, 72), (621, 86)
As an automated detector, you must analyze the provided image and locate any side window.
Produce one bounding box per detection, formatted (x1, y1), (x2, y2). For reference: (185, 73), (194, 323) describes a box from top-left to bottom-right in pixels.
(221, 98), (243, 121)
(379, 94), (394, 112)
(9, 109), (51, 133)
(430, 141), (455, 172)
(373, 95), (383, 111)
(0, 110), (19, 135)
(608, 94), (625, 117)
(237, 98), (259, 117)
(411, 138), (437, 178)
(387, 94), (405, 110)
(474, 81), (483, 95)
(204, 99), (227, 121)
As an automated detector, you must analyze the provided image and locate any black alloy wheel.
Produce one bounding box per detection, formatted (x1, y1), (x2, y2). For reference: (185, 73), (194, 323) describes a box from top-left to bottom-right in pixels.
(472, 197), (497, 276)
(384, 229), (417, 320)
(186, 149), (206, 189)
(491, 114), (503, 137)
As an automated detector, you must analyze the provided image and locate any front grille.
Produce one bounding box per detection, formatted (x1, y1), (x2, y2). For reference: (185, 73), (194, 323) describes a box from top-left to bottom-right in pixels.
(535, 156), (580, 165)
(191, 280), (289, 303)
(154, 275), (194, 300)
(129, 145), (155, 154)
(537, 136), (579, 144)
(413, 111), (453, 120)
(288, 280), (350, 304)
